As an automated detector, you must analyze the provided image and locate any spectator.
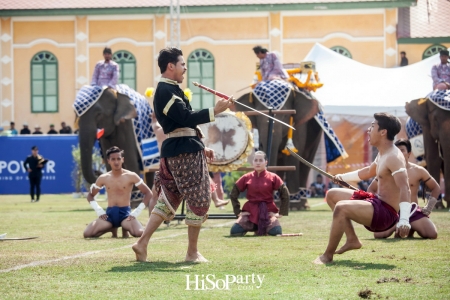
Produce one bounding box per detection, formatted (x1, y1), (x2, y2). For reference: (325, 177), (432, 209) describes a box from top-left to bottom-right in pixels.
(357, 179), (372, 192)
(0, 126), (12, 136)
(20, 123), (31, 135)
(328, 181), (340, 190)
(400, 51), (408, 67)
(9, 122), (18, 135)
(32, 125), (43, 135)
(310, 174), (326, 197)
(47, 124), (58, 134)
(59, 122), (72, 134)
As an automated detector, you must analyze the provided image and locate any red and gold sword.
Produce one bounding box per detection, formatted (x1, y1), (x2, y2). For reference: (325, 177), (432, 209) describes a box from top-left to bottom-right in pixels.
(192, 82), (295, 130)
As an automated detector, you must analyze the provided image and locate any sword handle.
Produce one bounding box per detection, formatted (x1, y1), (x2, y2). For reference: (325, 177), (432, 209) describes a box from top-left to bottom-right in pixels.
(192, 82), (233, 100)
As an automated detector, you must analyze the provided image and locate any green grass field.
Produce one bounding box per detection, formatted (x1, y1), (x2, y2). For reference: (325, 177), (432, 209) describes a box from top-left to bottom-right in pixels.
(1, 194), (449, 299)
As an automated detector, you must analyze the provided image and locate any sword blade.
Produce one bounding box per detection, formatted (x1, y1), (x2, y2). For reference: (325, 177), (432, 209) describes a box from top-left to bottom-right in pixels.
(0, 237), (38, 241)
(234, 101), (295, 130)
(286, 148), (358, 190)
(235, 85), (251, 93)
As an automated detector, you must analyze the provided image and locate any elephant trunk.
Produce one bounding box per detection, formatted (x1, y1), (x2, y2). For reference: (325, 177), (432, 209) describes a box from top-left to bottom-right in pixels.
(79, 123), (98, 185)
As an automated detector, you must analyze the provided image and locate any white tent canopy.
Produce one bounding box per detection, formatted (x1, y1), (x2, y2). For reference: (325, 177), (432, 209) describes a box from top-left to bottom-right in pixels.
(304, 43), (445, 117)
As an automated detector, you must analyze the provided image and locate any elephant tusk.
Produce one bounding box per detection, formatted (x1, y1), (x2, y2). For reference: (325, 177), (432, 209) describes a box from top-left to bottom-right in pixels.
(418, 98), (427, 105)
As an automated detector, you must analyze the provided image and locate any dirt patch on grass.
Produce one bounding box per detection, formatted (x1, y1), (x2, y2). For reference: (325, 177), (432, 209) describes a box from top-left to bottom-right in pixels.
(377, 276), (413, 284)
(358, 288), (382, 299)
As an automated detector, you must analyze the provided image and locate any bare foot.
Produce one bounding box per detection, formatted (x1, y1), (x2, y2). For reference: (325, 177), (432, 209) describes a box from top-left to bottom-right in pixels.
(132, 243), (148, 262)
(335, 240), (362, 254)
(214, 199), (229, 208)
(313, 255), (333, 265)
(185, 252), (208, 263)
(122, 230), (130, 238)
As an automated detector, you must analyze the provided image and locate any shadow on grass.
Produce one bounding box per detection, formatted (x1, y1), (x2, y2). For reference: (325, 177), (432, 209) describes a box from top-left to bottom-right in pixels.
(329, 259), (396, 270)
(108, 261), (196, 273)
(45, 209), (93, 213)
(223, 235), (261, 238)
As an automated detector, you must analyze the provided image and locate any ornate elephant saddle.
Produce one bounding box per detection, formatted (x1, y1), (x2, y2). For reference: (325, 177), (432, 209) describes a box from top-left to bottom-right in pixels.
(73, 85), (105, 117)
(427, 89), (450, 111)
(253, 80), (292, 110)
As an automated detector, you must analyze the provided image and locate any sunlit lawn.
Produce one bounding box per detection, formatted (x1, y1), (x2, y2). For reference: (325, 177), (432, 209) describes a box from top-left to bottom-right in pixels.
(0, 194), (449, 299)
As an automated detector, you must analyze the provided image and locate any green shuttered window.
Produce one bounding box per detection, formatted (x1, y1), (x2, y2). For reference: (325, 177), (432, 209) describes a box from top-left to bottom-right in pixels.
(330, 46), (352, 59)
(188, 49), (215, 110)
(31, 52), (58, 113)
(422, 44), (446, 60)
(113, 50), (136, 90)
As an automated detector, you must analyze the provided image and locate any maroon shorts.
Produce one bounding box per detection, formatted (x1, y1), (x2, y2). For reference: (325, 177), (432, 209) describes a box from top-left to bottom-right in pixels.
(351, 191), (399, 232)
(410, 206), (428, 223)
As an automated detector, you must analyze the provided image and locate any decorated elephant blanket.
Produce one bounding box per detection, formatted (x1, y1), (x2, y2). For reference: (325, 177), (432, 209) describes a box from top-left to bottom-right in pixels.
(115, 84), (160, 170)
(73, 85), (160, 201)
(314, 110), (348, 163)
(252, 82), (347, 163)
(405, 117), (425, 160)
(406, 117), (423, 139)
(427, 89), (450, 111)
(73, 85), (105, 117)
(253, 80), (292, 110)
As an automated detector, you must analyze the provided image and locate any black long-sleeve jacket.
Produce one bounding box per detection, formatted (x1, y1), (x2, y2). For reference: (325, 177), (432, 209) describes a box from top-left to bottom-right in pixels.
(154, 77), (215, 158)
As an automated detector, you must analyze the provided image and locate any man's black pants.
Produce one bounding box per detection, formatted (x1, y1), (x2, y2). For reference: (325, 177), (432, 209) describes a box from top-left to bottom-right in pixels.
(29, 174), (42, 200)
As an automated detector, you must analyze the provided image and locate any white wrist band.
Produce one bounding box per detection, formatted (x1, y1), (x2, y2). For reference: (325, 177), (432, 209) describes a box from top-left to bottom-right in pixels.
(130, 203), (146, 217)
(396, 202), (411, 229)
(339, 170), (361, 182)
(89, 200), (106, 217)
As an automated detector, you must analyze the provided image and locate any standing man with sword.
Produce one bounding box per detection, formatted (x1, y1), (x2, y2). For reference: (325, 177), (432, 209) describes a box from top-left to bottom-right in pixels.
(132, 47), (232, 262)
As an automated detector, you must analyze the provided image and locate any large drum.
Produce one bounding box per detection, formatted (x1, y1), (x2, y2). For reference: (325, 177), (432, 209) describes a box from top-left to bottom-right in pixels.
(198, 111), (253, 172)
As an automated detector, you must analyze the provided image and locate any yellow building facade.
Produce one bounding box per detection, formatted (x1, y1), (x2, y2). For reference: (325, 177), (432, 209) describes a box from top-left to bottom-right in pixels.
(0, 3), (449, 129)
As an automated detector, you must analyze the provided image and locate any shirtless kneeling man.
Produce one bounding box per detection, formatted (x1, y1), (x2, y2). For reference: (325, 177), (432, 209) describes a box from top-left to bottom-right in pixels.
(315, 113), (412, 264)
(371, 139), (439, 239)
(84, 146), (152, 238)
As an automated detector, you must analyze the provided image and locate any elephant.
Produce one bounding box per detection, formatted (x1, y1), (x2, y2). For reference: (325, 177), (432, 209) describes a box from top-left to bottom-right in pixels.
(234, 90), (322, 195)
(405, 96), (450, 207)
(77, 88), (141, 187)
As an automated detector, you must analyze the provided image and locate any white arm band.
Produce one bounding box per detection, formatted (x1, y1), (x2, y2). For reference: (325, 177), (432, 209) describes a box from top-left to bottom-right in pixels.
(89, 200), (106, 217)
(135, 179), (144, 187)
(396, 202), (411, 229)
(338, 170), (361, 182)
(130, 203), (146, 218)
(90, 183), (104, 194)
(391, 168), (406, 176)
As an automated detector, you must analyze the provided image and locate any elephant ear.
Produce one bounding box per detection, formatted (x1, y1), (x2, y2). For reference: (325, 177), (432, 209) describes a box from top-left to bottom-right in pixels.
(294, 95), (320, 126)
(405, 99), (428, 126)
(114, 93), (137, 125)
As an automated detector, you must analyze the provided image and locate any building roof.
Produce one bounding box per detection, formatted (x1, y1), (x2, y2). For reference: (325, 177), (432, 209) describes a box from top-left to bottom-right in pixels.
(0, 0), (413, 10)
(0, 0), (416, 15)
(398, 0), (450, 38)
